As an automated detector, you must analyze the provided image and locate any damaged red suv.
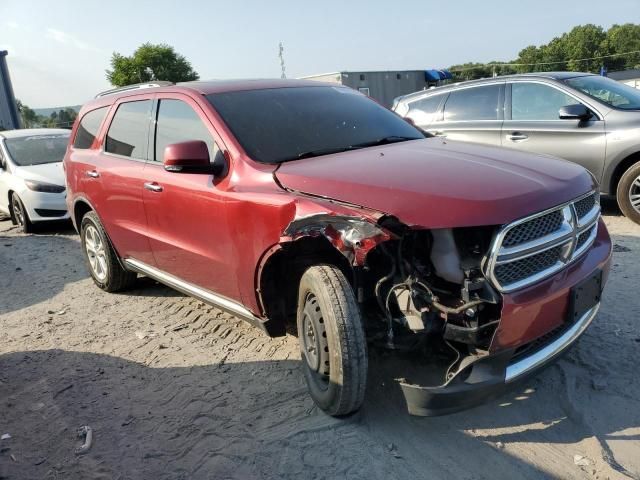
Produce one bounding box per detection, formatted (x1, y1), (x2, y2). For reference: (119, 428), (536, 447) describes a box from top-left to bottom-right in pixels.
(64, 80), (611, 416)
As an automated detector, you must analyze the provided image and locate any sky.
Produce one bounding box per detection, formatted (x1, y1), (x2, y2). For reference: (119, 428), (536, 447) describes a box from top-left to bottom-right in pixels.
(1, 0), (639, 108)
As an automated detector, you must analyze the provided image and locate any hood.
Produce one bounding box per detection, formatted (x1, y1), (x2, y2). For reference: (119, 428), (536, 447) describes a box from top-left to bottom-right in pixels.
(15, 162), (65, 187)
(275, 138), (596, 228)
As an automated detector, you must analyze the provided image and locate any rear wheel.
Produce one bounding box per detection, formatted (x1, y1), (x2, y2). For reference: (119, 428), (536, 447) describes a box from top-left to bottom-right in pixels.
(80, 211), (136, 292)
(10, 194), (33, 233)
(297, 265), (368, 416)
(616, 162), (640, 225)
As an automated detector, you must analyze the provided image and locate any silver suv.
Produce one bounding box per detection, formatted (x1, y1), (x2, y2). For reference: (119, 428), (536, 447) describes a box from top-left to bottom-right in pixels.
(393, 72), (640, 224)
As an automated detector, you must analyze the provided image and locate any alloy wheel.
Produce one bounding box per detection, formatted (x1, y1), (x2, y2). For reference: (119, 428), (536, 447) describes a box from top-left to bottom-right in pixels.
(12, 197), (24, 226)
(630, 175), (640, 215)
(84, 225), (108, 281)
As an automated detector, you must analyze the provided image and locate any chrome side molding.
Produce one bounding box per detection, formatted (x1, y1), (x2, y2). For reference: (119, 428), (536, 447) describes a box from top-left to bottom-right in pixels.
(123, 258), (268, 331)
(505, 303), (600, 382)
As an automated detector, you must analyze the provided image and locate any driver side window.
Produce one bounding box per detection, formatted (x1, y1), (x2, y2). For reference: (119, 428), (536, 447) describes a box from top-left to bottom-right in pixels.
(154, 99), (220, 162)
(511, 83), (580, 120)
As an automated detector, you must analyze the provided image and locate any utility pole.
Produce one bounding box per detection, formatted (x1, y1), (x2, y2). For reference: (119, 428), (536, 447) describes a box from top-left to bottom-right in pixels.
(278, 42), (286, 79)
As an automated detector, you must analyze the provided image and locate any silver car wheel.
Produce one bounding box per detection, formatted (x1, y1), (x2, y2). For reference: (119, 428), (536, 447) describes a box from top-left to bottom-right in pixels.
(84, 225), (108, 281)
(12, 197), (24, 226)
(630, 175), (640, 215)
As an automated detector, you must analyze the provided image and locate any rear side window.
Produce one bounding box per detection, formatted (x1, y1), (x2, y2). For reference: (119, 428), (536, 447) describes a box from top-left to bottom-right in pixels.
(105, 100), (152, 159)
(154, 99), (219, 162)
(407, 94), (444, 125)
(443, 85), (501, 121)
(73, 106), (108, 149)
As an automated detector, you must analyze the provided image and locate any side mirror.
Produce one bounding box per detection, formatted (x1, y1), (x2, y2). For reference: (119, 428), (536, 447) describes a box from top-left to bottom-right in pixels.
(163, 140), (226, 176)
(559, 104), (592, 121)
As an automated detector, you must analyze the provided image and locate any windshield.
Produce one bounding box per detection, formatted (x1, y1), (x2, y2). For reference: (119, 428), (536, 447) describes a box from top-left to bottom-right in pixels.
(206, 86), (424, 163)
(565, 75), (640, 110)
(5, 134), (70, 166)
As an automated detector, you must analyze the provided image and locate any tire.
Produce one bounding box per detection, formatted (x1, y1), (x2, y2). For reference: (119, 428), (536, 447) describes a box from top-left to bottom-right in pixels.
(616, 162), (640, 225)
(80, 211), (136, 292)
(296, 265), (368, 416)
(10, 194), (33, 233)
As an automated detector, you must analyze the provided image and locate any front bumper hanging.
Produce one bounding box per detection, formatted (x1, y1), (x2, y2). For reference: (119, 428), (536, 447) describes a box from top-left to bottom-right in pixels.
(400, 303), (600, 416)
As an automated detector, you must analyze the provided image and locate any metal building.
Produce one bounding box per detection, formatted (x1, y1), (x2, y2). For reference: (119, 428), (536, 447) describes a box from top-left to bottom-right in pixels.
(608, 69), (640, 89)
(0, 50), (21, 130)
(300, 70), (452, 107)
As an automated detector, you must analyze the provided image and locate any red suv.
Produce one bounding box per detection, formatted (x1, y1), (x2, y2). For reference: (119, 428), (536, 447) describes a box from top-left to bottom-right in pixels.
(64, 80), (612, 416)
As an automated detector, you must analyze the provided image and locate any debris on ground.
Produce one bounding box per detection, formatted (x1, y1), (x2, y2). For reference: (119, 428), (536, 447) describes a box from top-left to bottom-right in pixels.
(75, 426), (93, 455)
(1, 433), (11, 440)
(573, 454), (592, 466)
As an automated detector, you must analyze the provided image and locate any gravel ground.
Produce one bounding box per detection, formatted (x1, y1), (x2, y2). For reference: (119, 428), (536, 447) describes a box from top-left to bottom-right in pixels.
(0, 200), (639, 480)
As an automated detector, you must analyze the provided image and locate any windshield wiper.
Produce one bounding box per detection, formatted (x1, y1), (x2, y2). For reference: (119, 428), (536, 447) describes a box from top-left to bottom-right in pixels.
(286, 136), (421, 162)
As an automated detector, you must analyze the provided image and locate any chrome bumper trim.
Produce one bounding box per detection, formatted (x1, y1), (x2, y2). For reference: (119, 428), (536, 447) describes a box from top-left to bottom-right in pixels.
(505, 302), (600, 382)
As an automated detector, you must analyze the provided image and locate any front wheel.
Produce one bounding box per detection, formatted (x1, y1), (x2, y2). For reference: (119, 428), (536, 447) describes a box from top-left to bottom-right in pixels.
(11, 194), (33, 233)
(297, 265), (368, 416)
(617, 162), (640, 225)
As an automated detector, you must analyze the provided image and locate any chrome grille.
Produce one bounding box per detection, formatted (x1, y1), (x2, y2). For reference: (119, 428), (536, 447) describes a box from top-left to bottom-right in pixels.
(485, 192), (600, 292)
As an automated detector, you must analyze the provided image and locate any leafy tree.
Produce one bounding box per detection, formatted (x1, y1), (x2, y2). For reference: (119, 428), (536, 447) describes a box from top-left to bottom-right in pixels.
(106, 43), (200, 87)
(16, 99), (39, 128)
(602, 23), (640, 71)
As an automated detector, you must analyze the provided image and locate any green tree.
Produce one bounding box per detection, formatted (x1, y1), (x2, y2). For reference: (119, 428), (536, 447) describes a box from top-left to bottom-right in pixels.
(602, 23), (640, 71)
(16, 99), (39, 128)
(106, 43), (199, 87)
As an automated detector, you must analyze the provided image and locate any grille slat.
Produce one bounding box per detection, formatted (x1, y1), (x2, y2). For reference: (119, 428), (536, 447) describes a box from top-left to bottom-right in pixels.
(574, 194), (596, 219)
(502, 210), (564, 247)
(495, 245), (563, 285)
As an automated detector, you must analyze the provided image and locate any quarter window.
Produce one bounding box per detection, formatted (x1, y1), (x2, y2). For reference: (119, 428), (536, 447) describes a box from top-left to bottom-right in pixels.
(511, 83), (579, 120)
(154, 99), (218, 162)
(105, 100), (152, 159)
(443, 85), (501, 121)
(73, 106), (108, 149)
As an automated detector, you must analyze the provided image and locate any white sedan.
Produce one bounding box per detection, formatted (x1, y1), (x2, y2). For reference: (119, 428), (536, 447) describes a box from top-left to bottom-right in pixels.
(0, 128), (70, 233)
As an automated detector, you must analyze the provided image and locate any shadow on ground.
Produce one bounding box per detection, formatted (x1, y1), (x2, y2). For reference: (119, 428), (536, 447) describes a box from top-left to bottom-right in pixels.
(0, 348), (638, 479)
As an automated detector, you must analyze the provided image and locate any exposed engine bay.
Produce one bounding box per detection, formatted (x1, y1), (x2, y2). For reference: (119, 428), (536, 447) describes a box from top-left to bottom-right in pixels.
(362, 223), (501, 384)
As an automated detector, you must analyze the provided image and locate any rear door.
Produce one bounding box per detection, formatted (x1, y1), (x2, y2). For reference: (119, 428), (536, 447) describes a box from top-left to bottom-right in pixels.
(501, 81), (606, 180)
(90, 96), (155, 264)
(403, 93), (447, 130)
(142, 94), (240, 300)
(427, 83), (504, 145)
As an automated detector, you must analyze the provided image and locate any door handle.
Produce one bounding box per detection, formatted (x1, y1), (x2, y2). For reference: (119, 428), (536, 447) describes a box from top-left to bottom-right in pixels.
(508, 132), (529, 142)
(144, 182), (163, 193)
(86, 170), (100, 178)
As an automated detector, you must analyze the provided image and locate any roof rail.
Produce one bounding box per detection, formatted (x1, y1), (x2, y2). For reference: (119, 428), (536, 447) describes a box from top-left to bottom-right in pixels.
(95, 81), (174, 98)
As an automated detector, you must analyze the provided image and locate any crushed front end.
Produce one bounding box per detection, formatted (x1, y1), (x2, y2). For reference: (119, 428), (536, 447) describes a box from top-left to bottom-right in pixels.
(360, 192), (612, 416)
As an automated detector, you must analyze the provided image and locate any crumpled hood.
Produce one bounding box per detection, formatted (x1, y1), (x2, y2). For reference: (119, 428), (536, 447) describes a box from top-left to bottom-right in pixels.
(275, 138), (596, 228)
(15, 162), (65, 187)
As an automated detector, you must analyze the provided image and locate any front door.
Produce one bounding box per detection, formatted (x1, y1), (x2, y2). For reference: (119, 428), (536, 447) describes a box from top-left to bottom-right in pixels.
(142, 95), (240, 301)
(501, 81), (606, 180)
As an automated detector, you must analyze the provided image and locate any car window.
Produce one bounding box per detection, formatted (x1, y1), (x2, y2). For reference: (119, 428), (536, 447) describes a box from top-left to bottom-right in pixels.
(565, 75), (640, 110)
(73, 106), (108, 149)
(4, 134), (70, 166)
(443, 85), (500, 121)
(105, 100), (152, 159)
(511, 83), (578, 120)
(154, 99), (219, 162)
(406, 94), (443, 125)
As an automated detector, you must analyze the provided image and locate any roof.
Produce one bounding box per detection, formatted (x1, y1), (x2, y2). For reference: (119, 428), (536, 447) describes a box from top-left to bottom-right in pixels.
(608, 69), (640, 81)
(398, 71), (597, 102)
(0, 128), (70, 139)
(177, 78), (336, 95)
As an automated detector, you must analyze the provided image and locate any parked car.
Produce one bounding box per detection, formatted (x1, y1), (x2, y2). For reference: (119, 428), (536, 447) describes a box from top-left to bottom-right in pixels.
(65, 80), (611, 416)
(393, 72), (640, 224)
(0, 128), (70, 232)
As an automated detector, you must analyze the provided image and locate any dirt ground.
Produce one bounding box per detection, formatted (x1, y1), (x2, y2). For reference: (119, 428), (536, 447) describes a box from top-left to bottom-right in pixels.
(0, 200), (639, 480)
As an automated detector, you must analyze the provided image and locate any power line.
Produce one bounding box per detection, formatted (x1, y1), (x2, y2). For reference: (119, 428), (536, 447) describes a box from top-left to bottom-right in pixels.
(450, 49), (640, 72)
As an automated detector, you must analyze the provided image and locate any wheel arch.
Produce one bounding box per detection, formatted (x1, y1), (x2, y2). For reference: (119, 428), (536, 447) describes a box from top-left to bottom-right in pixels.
(608, 151), (640, 196)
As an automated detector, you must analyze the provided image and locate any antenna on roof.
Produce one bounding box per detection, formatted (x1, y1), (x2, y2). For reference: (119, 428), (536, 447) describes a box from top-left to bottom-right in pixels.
(278, 42), (286, 79)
